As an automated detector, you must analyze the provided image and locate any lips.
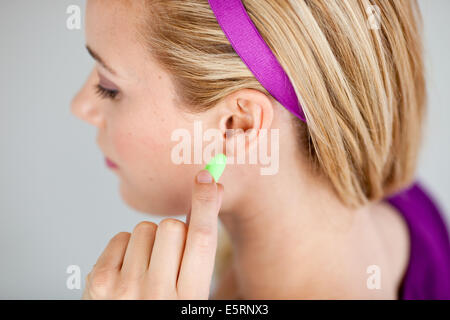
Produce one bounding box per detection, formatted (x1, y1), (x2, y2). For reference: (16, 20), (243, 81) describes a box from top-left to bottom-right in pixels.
(105, 157), (119, 169)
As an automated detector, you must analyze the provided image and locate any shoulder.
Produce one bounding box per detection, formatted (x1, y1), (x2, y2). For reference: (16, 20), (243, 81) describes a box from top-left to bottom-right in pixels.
(303, 200), (411, 299)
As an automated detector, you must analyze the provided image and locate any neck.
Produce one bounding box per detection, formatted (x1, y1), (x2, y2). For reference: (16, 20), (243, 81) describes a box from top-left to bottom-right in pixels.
(217, 151), (377, 298)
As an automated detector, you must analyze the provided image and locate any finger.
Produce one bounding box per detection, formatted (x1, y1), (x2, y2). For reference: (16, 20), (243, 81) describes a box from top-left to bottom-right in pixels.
(95, 232), (131, 271)
(120, 221), (157, 280)
(186, 183), (221, 227)
(147, 218), (187, 291)
(177, 170), (223, 298)
(186, 207), (192, 227)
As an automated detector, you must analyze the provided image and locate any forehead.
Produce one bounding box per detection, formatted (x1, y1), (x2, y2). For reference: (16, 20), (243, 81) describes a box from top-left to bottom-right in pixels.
(85, 0), (149, 81)
(86, 0), (143, 31)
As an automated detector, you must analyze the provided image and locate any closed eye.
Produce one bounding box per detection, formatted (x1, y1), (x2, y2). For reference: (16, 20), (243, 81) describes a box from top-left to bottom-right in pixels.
(94, 83), (119, 100)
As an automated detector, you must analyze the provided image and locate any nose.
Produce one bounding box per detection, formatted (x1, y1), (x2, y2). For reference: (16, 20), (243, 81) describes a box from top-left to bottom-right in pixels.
(71, 69), (104, 128)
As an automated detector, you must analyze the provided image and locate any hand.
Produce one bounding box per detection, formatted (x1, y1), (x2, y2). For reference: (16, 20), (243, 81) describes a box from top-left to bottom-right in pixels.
(82, 169), (224, 299)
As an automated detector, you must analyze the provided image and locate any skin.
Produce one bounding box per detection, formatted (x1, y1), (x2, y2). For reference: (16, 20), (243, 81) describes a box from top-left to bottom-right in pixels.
(72, 0), (411, 299)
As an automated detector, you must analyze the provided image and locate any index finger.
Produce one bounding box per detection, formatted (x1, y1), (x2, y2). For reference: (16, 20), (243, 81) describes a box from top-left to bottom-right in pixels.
(176, 170), (224, 298)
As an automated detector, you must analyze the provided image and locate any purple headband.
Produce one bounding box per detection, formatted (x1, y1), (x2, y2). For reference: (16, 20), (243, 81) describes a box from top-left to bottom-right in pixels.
(208, 0), (306, 123)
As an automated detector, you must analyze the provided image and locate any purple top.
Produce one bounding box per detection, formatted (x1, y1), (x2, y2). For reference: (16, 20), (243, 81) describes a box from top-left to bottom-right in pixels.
(385, 180), (450, 299)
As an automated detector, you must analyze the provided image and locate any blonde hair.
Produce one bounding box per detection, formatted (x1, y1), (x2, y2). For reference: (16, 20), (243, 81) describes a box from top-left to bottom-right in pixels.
(136, 0), (427, 280)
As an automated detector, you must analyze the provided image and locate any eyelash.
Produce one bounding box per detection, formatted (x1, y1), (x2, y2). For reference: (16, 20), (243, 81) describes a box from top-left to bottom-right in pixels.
(94, 84), (119, 100)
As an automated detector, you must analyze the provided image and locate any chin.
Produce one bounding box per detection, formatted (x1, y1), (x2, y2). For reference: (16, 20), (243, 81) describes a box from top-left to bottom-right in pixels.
(118, 180), (188, 216)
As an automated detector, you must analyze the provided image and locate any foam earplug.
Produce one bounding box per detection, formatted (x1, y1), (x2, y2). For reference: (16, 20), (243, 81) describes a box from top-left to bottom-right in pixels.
(204, 153), (227, 182)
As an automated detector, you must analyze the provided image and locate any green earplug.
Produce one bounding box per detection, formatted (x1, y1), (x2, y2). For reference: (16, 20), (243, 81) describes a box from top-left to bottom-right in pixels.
(204, 153), (227, 182)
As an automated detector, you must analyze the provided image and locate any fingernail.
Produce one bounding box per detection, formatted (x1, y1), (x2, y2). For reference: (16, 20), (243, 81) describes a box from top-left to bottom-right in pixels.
(197, 170), (213, 184)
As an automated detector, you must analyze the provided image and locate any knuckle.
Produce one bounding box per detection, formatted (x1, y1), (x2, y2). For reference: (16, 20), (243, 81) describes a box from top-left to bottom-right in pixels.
(192, 224), (214, 236)
(194, 189), (217, 203)
(159, 218), (186, 234)
(149, 278), (165, 291)
(190, 225), (215, 248)
(115, 279), (137, 299)
(89, 268), (116, 294)
(110, 232), (131, 244)
(145, 278), (175, 299)
(133, 221), (157, 234)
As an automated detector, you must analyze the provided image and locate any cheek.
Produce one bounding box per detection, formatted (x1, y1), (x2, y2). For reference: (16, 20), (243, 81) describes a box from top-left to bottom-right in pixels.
(112, 115), (167, 175)
(108, 112), (197, 214)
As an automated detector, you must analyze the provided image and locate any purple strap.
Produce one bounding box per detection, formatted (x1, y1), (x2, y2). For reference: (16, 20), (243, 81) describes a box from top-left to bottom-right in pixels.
(208, 0), (306, 123)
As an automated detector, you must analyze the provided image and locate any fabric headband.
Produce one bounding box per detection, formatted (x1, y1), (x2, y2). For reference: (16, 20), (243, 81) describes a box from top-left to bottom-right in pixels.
(208, 0), (306, 123)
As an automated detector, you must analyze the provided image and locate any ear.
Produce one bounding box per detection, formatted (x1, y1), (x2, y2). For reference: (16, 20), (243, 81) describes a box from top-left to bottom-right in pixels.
(218, 89), (274, 158)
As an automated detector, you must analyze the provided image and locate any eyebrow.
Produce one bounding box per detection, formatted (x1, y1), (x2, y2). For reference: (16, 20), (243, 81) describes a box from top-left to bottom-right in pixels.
(85, 45), (118, 76)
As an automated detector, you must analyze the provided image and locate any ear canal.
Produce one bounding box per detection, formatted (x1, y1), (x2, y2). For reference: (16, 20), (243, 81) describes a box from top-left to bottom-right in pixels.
(226, 116), (233, 129)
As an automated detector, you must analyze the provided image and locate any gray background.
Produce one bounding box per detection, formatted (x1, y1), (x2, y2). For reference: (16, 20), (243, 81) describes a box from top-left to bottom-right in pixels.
(0, 0), (449, 299)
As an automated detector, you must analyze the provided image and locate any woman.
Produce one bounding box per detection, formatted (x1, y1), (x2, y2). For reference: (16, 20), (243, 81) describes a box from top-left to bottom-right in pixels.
(71, 0), (450, 299)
